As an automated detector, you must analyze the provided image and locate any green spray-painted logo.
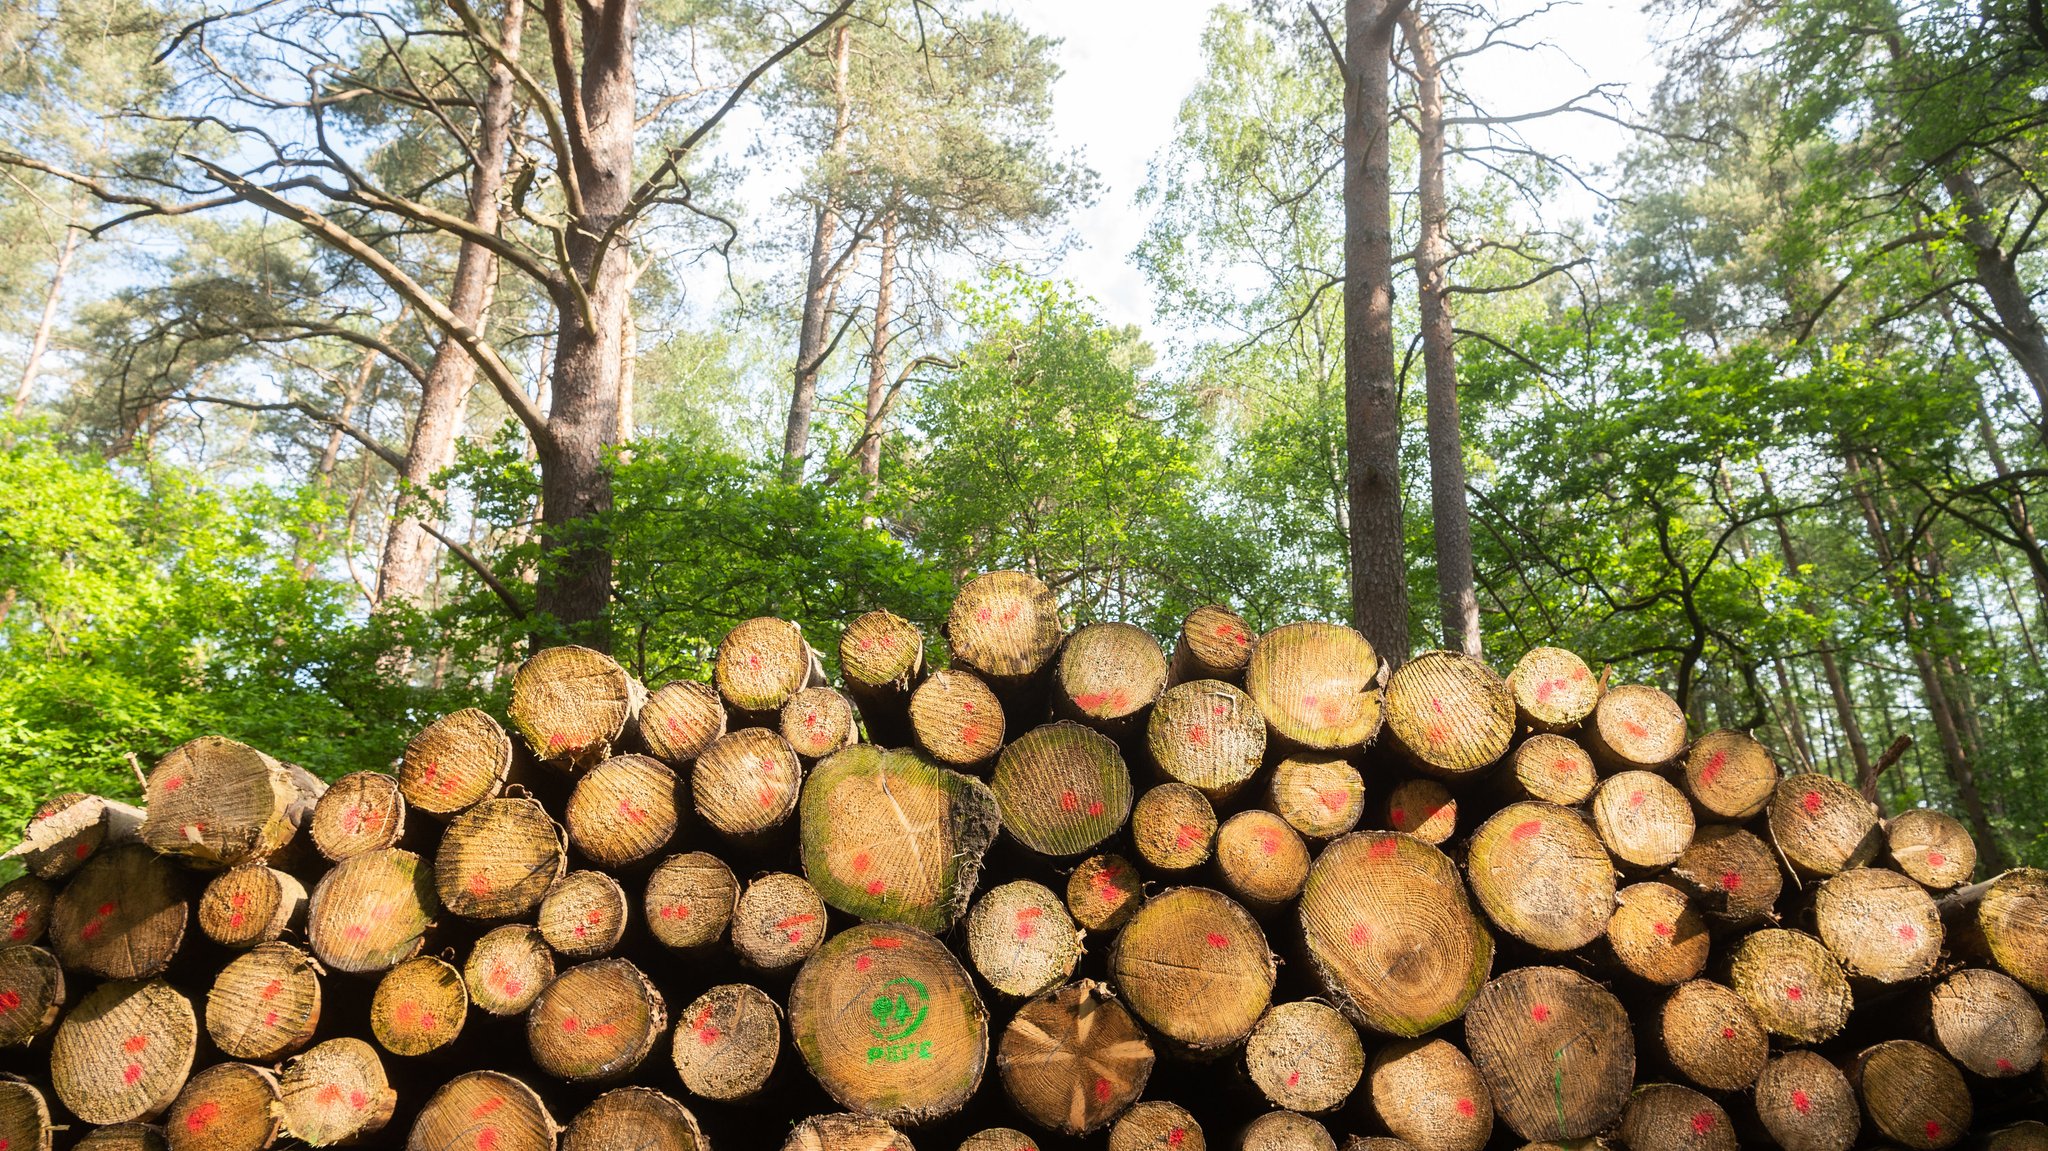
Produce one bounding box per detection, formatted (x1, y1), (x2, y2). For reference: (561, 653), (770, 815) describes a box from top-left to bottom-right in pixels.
(867, 977), (928, 1042)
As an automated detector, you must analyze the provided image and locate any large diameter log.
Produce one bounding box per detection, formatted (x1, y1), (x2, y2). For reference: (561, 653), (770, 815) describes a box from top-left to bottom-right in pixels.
(1846, 1040), (1970, 1150)
(1768, 773), (1882, 878)
(369, 955), (467, 1057)
(1466, 802), (1615, 952)
(52, 980), (197, 1124)
(306, 848), (437, 975)
(638, 680), (727, 766)
(945, 570), (1065, 689)
(670, 983), (781, 1104)
(996, 980), (1155, 1135)
(433, 797), (565, 921)
(1132, 783), (1217, 874)
(1245, 1001), (1363, 1114)
(788, 923), (989, 1125)
(508, 645), (642, 770)
(564, 754), (678, 869)
(1506, 646), (1599, 732)
(141, 737), (321, 867)
(1680, 730), (1779, 822)
(1617, 1084), (1733, 1151)
(717, 617), (825, 720)
(0, 875), (51, 946)
(0, 945), (63, 1046)
(965, 881), (1081, 999)
(781, 687), (860, 761)
(1110, 1102), (1203, 1151)
(206, 942), (321, 1061)
(1268, 754), (1365, 840)
(1109, 887), (1275, 1056)
(907, 669), (1006, 769)
(1926, 968), (2044, 1077)
(839, 609), (925, 745)
(1366, 1038), (1490, 1151)
(561, 1088), (705, 1151)
(1384, 651), (1514, 775)
(1464, 967), (1634, 1142)
(780, 1114), (915, 1151)
(0, 1078), (51, 1151)
(1753, 1051), (1858, 1151)
(165, 1061), (280, 1151)
(1668, 824), (1781, 924)
(1242, 622), (1382, 751)
(992, 722), (1134, 857)
(6, 793), (145, 880)
(642, 852), (736, 952)
(52, 842), (188, 979)
(308, 772), (406, 861)
(1067, 854), (1144, 932)
(1940, 867), (2048, 994)
(536, 870), (628, 961)
(1172, 605), (1254, 684)
(1726, 929), (1852, 1043)
(1885, 808), (1975, 890)
(730, 872), (827, 972)
(1584, 684), (1687, 773)
(690, 728), (803, 843)
(277, 1038), (395, 1146)
(1299, 832), (1493, 1036)
(406, 1071), (555, 1151)
(1237, 1112), (1335, 1151)
(1214, 811), (1310, 910)
(799, 745), (1000, 932)
(1052, 621), (1169, 736)
(397, 708), (511, 817)
(526, 958), (666, 1083)
(197, 865), (306, 950)
(1148, 680), (1266, 800)
(1500, 735), (1597, 806)
(1812, 867), (1940, 983)
(1653, 980), (1766, 1093)
(1590, 772), (1693, 873)
(463, 924), (554, 1016)
(1606, 882), (1709, 986)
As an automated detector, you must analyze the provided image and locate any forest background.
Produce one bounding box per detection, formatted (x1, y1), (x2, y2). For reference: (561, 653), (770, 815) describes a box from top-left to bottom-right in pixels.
(3, 0), (2046, 869)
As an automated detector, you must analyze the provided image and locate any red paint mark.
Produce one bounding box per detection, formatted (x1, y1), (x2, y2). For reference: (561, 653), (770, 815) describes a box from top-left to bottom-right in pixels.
(1691, 1112), (1715, 1135)
(1801, 790), (1823, 815)
(855, 954), (873, 973)
(583, 1021), (618, 1038)
(1898, 924), (1919, 943)
(1426, 722), (1449, 746)
(262, 978), (284, 1000)
(866, 880), (886, 897)
(1722, 1027), (1736, 1039)
(1257, 828), (1281, 854)
(1456, 1097), (1477, 1118)
(1654, 921), (1674, 937)
(122, 1063), (142, 1085)
(746, 654), (761, 669)
(420, 1012), (438, 1030)
(1060, 790), (1080, 812)
(1000, 603), (1020, 624)
(263, 1011), (279, 1027)
(1997, 1057), (2016, 1072)
(1721, 871), (1743, 891)
(1369, 837), (1398, 860)
(1074, 691), (1111, 711)
(478, 1128), (500, 1151)
(1785, 985), (1803, 1001)
(1511, 820), (1544, 841)
(1212, 703), (1227, 716)
(586, 908), (603, 924)
(1700, 750), (1727, 787)
(1350, 923), (1372, 946)
(1168, 1131), (1186, 1149)
(1286, 1070), (1301, 1087)
(1624, 720), (1649, 739)
(777, 913), (817, 941)
(1093, 1076), (1113, 1103)
(1531, 1003), (1552, 1022)
(962, 702), (975, 714)
(549, 733), (566, 749)
(163, 776), (185, 791)
(1629, 790), (1646, 808)
(1088, 800), (1105, 817)
(804, 713), (817, 728)
(1391, 807), (1409, 829)
(1319, 788), (1348, 811)
(871, 936), (903, 950)
(8, 911), (27, 940)
(471, 1097), (504, 1120)
(561, 1016), (580, 1033)
(469, 872), (493, 898)
(619, 799), (646, 823)
(124, 1033), (148, 1053)
(1555, 758), (1577, 775)
(961, 723), (983, 744)
(852, 851), (873, 874)
(977, 606), (992, 623)
(1205, 932), (1229, 949)
(0, 991), (16, 1013)
(350, 1090), (369, 1109)
(1791, 1089), (1811, 1114)
(699, 1024), (720, 1045)
(186, 1101), (219, 1131)
(1925, 1121), (1942, 1140)
(342, 923), (369, 942)
(1174, 824), (1203, 851)
(1927, 851), (1947, 868)
(1090, 869), (1126, 901)
(1015, 907), (1043, 940)
(1187, 724), (1209, 747)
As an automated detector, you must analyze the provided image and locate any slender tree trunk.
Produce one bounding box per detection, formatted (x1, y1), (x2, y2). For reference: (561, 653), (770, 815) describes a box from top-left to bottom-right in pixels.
(11, 221), (79, 417)
(1944, 168), (2048, 446)
(375, 0), (524, 610)
(1399, 9), (1478, 658)
(1341, 0), (1412, 665)
(858, 210), (897, 492)
(782, 23), (852, 480)
(1970, 386), (2048, 621)
(1762, 473), (1875, 787)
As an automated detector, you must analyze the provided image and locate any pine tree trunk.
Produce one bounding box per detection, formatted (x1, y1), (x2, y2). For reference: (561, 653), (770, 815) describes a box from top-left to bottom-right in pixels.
(859, 210), (897, 489)
(783, 23), (853, 479)
(10, 219), (77, 417)
(1944, 167), (2048, 448)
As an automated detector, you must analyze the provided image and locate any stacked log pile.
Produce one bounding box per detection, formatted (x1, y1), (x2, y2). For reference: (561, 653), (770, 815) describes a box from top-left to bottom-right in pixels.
(1, 570), (2045, 1151)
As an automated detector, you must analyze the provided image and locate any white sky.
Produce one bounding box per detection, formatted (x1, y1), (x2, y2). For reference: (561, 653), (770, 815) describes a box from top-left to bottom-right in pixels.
(1014, 0), (1663, 339)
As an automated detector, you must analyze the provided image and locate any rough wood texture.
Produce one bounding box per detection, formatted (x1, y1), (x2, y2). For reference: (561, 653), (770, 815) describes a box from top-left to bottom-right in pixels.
(1109, 887), (1275, 1056)
(1768, 773), (1883, 878)
(1237, 1111), (1335, 1151)
(1149, 679), (1267, 800)
(1606, 881), (1709, 986)
(1365, 1037), (1491, 1151)
(0, 874), (52, 947)
(536, 870), (628, 960)
(309, 772), (406, 861)
(141, 737), (321, 868)
(1884, 807), (1976, 890)
(0, 1078), (50, 1151)
(1926, 968), (2044, 1077)
(839, 609), (925, 746)
(780, 1114), (914, 1151)
(526, 958), (666, 1083)
(1131, 783), (1217, 874)
(561, 1087), (704, 1151)
(945, 570), (1065, 688)
(1052, 622), (1169, 737)
(165, 1060), (280, 1151)
(1463, 967), (1634, 1142)
(642, 851), (736, 952)
(1847, 1040), (1970, 1150)
(53, 981), (197, 1124)
(1668, 824), (1782, 924)
(907, 669), (1006, 769)
(276, 1038), (395, 1146)
(1583, 685), (1686, 774)
(799, 745), (1000, 932)
(1941, 867), (2048, 993)
(306, 848), (436, 975)
(1379, 777), (1455, 844)
(1465, 802), (1615, 952)
(993, 722), (1134, 857)
(462, 924), (554, 1016)
(1590, 771), (1693, 872)
(1242, 622), (1382, 751)
(6, 793), (145, 882)
(1617, 1084), (1733, 1151)
(1726, 928), (1852, 1043)
(1244, 1000), (1362, 1114)
(638, 680), (727, 766)
(1680, 730), (1779, 821)
(671, 983), (781, 1103)
(1501, 735), (1597, 806)
(75, 1123), (166, 1151)
(0, 944), (63, 1047)
(966, 881), (1081, 999)
(205, 943), (321, 1062)
(564, 754), (678, 869)
(406, 1071), (554, 1151)
(691, 728), (804, 842)
(368, 955), (467, 1057)
(1172, 605), (1255, 685)
(1987, 1123), (2048, 1151)
(729, 872), (827, 972)
(1753, 1050), (1858, 1151)
(1653, 979), (1766, 1092)
(1506, 646), (1599, 733)
(1067, 854), (1144, 932)
(1812, 866), (1941, 983)
(1110, 1102), (1204, 1151)
(52, 842), (188, 979)
(507, 645), (641, 770)
(1267, 754), (1365, 840)
(197, 865), (305, 950)
(1383, 651), (1514, 775)
(781, 686), (860, 761)
(396, 708), (511, 818)
(996, 980), (1155, 1135)
(433, 798), (565, 921)
(1214, 810), (1310, 910)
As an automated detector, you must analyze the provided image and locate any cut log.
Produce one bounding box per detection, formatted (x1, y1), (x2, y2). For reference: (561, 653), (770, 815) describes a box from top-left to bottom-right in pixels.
(959, 1130), (1039, 1151)
(432, 797), (565, 921)
(788, 922), (989, 1125)
(1680, 730), (1779, 822)
(1884, 808), (1975, 890)
(965, 881), (1081, 999)
(1668, 825), (1782, 925)
(1465, 802), (1615, 952)
(197, 865), (306, 950)
(507, 645), (642, 770)
(1298, 831), (1494, 1037)
(1590, 771), (1693, 873)
(165, 1060), (280, 1151)
(75, 1123), (165, 1151)
(1463, 967), (1634, 1142)
(1108, 887), (1275, 1056)
(0, 874), (51, 946)
(537, 870), (628, 960)
(1242, 622), (1382, 751)
(945, 570), (1065, 689)
(995, 980), (1155, 1135)
(1926, 968), (2044, 1077)
(396, 708), (511, 818)
(638, 680), (727, 766)
(1617, 1084), (1733, 1151)
(277, 1038), (395, 1146)
(729, 872), (827, 972)
(839, 609), (926, 746)
(1244, 1000), (1362, 1114)
(405, 1071), (555, 1151)
(1214, 810), (1310, 910)
(798, 745), (1000, 932)
(1500, 734), (1597, 806)
(305, 848), (437, 975)
(992, 722), (1134, 857)
(642, 852), (736, 952)
(690, 728), (804, 843)
(1725, 929), (1852, 1043)
(780, 1114), (915, 1151)
(1847, 1040), (1970, 1150)
(907, 669), (1006, 769)
(1109, 1101), (1204, 1151)
(1652, 980), (1766, 1093)
(525, 958), (666, 1083)
(205, 942), (321, 1061)
(6, 793), (145, 881)
(1384, 651), (1514, 775)
(1267, 754), (1365, 840)
(369, 955), (467, 1057)
(561, 1087), (705, 1151)
(1380, 777), (1455, 845)
(309, 772), (406, 861)
(1812, 867), (1940, 983)
(141, 737), (321, 868)
(1365, 1037), (1491, 1151)
(0, 1078), (50, 1151)
(1753, 1051), (1858, 1151)
(1768, 773), (1883, 878)
(1172, 605), (1255, 685)
(1506, 646), (1599, 732)
(52, 980), (196, 1123)
(781, 687), (860, 761)
(564, 754), (678, 869)
(1606, 881), (1709, 986)
(1148, 679), (1266, 800)
(1132, 782), (1217, 874)
(1237, 1111), (1335, 1151)
(52, 842), (188, 979)
(1051, 622), (1169, 737)
(1067, 854), (1144, 932)
(462, 924), (553, 1017)
(1940, 868), (2048, 994)
(1988, 1123), (2048, 1151)
(670, 983), (781, 1103)
(0, 944), (63, 1047)
(1583, 685), (1687, 774)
